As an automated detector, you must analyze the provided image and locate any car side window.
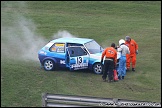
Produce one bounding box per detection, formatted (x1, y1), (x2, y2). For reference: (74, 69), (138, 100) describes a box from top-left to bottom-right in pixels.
(50, 43), (65, 53)
(68, 47), (87, 57)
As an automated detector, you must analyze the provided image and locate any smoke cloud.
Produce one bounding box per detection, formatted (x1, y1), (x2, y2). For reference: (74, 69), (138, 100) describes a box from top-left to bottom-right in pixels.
(1, 1), (77, 62)
(1, 16), (46, 61)
(52, 30), (77, 39)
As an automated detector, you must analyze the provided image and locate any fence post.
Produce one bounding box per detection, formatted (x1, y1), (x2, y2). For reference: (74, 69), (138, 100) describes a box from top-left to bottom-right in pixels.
(42, 93), (47, 107)
(113, 98), (118, 107)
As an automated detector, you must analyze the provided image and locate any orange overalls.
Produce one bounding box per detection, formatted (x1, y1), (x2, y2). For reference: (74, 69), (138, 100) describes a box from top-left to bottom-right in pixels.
(101, 47), (117, 65)
(125, 39), (138, 70)
(101, 47), (117, 81)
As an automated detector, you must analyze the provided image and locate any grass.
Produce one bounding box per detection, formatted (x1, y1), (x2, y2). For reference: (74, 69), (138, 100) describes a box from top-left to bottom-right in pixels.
(1, 1), (161, 107)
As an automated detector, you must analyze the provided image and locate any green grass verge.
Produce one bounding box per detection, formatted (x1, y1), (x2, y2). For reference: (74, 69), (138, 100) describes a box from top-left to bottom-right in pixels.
(1, 1), (161, 107)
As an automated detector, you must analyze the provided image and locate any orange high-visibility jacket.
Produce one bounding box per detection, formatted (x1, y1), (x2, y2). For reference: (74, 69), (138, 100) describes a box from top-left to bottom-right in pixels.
(125, 39), (138, 54)
(101, 47), (117, 64)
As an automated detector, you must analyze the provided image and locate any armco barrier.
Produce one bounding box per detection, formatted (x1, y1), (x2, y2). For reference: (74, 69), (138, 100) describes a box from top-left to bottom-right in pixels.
(42, 93), (161, 107)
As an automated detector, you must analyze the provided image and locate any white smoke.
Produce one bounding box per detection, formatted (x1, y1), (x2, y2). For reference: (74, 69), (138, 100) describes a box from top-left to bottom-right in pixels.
(1, 18), (76, 62)
(1, 15), (47, 61)
(52, 30), (77, 39)
(1, 2), (78, 62)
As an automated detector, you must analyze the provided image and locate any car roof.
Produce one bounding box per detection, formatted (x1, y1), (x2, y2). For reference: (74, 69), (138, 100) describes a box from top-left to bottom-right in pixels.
(51, 37), (93, 44)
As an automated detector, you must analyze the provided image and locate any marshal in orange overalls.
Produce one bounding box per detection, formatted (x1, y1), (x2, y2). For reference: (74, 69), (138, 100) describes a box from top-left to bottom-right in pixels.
(125, 39), (138, 71)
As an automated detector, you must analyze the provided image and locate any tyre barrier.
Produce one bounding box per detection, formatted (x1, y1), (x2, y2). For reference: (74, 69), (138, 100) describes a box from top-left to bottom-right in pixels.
(42, 93), (161, 107)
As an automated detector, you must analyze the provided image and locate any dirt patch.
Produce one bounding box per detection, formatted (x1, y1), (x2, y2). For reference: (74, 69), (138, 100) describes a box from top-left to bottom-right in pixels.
(123, 83), (154, 92)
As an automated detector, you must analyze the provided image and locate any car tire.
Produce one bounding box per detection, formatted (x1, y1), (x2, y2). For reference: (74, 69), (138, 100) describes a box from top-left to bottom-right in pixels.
(93, 63), (103, 74)
(43, 59), (55, 71)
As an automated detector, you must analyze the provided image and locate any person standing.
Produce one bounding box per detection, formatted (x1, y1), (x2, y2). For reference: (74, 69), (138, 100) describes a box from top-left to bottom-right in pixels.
(117, 39), (130, 80)
(101, 43), (117, 83)
(125, 36), (138, 72)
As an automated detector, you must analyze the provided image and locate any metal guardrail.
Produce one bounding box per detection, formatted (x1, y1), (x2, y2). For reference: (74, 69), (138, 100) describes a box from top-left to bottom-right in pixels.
(42, 93), (161, 107)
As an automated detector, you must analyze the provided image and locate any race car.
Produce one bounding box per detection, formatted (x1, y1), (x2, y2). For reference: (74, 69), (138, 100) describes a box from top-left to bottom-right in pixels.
(38, 37), (105, 74)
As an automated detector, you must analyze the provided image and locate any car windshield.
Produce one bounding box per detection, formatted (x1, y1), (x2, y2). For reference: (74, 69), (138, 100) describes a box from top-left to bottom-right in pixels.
(84, 40), (103, 54)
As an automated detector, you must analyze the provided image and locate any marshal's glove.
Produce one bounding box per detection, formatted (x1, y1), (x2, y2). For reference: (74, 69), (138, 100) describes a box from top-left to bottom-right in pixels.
(136, 50), (138, 55)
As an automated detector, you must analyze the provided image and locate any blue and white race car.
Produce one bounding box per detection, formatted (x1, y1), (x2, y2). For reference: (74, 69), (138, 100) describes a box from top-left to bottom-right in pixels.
(38, 37), (105, 74)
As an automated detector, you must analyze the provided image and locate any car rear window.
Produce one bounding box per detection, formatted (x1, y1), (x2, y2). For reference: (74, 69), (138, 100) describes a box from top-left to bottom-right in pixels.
(50, 43), (65, 53)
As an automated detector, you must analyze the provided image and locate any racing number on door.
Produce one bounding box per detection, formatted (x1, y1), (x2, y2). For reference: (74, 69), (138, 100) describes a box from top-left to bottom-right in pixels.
(76, 57), (82, 64)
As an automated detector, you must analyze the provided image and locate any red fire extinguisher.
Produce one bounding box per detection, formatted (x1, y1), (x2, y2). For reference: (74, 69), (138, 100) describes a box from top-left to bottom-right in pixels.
(113, 69), (118, 81)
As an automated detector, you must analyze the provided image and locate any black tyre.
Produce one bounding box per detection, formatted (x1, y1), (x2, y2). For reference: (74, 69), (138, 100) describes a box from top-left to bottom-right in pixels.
(93, 63), (103, 74)
(43, 59), (55, 71)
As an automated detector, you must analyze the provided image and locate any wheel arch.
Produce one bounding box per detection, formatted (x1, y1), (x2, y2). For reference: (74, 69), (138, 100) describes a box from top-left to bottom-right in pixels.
(42, 57), (57, 65)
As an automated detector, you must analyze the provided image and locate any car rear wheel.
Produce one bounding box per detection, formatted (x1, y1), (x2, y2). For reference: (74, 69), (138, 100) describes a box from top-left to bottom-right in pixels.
(93, 63), (103, 74)
(43, 59), (55, 71)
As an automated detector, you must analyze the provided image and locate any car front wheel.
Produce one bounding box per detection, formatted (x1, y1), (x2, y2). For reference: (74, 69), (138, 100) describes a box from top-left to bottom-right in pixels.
(43, 59), (55, 71)
(93, 63), (103, 74)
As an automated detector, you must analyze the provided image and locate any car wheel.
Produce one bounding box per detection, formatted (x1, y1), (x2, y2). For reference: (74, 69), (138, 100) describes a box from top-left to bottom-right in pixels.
(93, 63), (103, 74)
(43, 59), (55, 71)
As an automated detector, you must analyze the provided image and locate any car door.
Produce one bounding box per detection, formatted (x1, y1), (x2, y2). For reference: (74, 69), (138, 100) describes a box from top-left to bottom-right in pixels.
(67, 46), (89, 71)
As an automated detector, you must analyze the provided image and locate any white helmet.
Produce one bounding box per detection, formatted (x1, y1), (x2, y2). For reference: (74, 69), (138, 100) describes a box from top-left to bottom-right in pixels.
(119, 39), (125, 46)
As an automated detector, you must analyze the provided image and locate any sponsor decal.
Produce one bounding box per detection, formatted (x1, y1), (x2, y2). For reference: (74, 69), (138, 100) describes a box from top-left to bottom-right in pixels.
(55, 43), (65, 53)
(56, 47), (64, 53)
(71, 62), (88, 69)
(51, 47), (56, 51)
(70, 57), (88, 70)
(55, 43), (65, 47)
(40, 51), (47, 55)
(60, 60), (65, 64)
